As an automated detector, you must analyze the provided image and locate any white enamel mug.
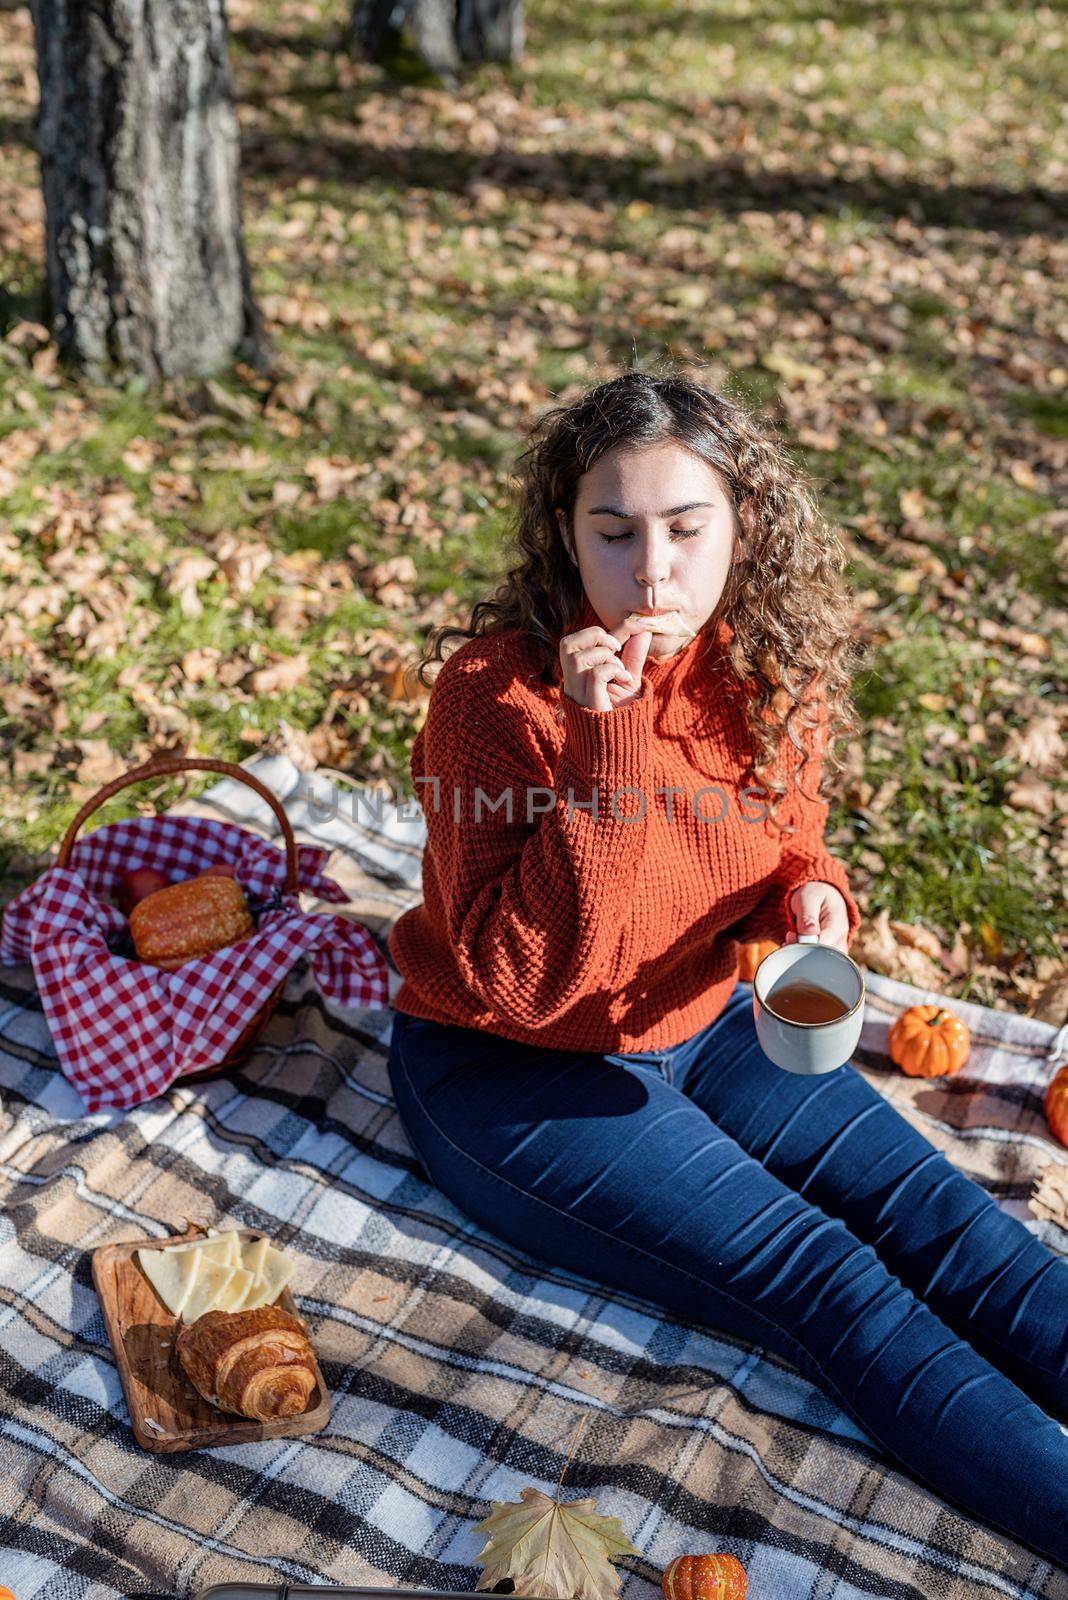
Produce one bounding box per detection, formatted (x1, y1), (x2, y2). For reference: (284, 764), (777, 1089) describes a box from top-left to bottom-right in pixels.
(752, 935), (866, 1074)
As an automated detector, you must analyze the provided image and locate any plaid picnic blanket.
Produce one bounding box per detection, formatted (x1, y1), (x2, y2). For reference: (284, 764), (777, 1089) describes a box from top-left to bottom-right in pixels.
(1, 751), (1066, 1600)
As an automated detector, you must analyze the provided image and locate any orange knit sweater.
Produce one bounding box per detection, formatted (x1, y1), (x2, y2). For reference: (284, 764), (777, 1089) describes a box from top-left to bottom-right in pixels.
(388, 594), (861, 1051)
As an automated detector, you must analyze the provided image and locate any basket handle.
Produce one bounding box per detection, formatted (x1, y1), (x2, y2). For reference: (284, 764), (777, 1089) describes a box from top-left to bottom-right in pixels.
(54, 755), (300, 893)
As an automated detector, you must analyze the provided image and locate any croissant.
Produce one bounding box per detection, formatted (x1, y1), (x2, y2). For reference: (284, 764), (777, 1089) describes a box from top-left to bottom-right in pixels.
(176, 1305), (318, 1422)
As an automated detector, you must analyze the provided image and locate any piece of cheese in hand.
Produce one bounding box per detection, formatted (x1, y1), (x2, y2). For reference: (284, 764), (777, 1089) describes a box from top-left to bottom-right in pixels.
(623, 610), (696, 638)
(137, 1244), (202, 1317)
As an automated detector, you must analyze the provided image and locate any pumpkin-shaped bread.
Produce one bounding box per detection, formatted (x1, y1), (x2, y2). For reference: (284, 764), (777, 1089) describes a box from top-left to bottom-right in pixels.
(129, 872), (253, 971)
(887, 1004), (970, 1077)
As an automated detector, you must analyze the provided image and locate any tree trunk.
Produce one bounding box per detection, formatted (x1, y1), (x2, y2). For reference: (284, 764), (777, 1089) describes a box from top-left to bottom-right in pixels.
(30, 0), (266, 382)
(348, 0), (409, 60)
(456, 0), (523, 62)
(352, 0), (522, 74)
(407, 0), (461, 79)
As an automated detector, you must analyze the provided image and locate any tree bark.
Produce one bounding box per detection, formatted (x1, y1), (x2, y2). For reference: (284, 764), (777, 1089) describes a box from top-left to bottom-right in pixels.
(456, 0), (523, 63)
(408, 0), (462, 79)
(30, 0), (266, 382)
(352, 0), (522, 74)
(349, 0), (406, 61)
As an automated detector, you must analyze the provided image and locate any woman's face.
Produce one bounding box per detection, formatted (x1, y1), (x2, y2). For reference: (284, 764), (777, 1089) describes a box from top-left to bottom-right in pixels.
(557, 441), (742, 660)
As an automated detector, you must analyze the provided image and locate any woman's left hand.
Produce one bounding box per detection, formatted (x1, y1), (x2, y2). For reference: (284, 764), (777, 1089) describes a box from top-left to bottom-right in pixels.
(784, 881), (850, 953)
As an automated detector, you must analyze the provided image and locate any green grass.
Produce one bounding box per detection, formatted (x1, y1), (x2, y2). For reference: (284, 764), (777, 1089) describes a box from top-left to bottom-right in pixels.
(845, 626), (1063, 969)
(0, 0), (1065, 1009)
(1011, 391), (1068, 439)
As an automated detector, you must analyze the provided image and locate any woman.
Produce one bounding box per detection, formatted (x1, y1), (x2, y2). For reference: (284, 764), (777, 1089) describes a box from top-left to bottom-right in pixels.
(386, 367), (1068, 1565)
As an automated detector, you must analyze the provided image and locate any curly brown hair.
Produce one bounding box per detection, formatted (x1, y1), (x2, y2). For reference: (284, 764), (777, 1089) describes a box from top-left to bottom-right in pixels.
(413, 360), (864, 834)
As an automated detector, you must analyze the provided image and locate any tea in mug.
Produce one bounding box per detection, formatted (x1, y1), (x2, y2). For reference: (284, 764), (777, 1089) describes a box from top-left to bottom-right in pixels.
(766, 979), (850, 1025)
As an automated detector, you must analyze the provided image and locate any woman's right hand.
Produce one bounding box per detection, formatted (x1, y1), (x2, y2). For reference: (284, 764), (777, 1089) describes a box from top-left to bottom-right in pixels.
(560, 621), (655, 712)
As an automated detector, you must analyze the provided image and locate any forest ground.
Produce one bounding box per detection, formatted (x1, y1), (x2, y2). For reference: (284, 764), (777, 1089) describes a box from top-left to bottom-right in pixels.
(0, 0), (1065, 1014)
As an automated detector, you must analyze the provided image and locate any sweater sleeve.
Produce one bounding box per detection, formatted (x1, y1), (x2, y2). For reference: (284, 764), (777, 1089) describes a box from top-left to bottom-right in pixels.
(404, 647), (656, 1029)
(728, 695), (861, 948)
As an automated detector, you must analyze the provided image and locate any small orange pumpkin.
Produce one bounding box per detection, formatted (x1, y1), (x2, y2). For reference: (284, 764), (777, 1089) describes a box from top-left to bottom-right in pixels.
(129, 872), (253, 971)
(662, 1553), (747, 1600)
(1044, 1063), (1068, 1148)
(736, 939), (778, 983)
(888, 1004), (970, 1077)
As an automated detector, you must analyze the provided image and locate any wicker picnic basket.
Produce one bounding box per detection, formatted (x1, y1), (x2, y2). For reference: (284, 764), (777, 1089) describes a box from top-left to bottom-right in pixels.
(54, 753), (300, 1080)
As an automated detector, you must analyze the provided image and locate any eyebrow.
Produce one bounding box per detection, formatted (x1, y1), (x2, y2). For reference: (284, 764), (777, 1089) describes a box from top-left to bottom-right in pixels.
(586, 502), (715, 518)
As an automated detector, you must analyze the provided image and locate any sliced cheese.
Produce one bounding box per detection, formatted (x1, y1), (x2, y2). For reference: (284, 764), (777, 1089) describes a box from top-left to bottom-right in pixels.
(238, 1275), (268, 1312)
(213, 1264), (254, 1314)
(137, 1245), (202, 1317)
(230, 1241), (270, 1312)
(136, 1232), (295, 1320)
(180, 1258), (237, 1324)
(230, 1277), (260, 1314)
(240, 1236), (270, 1282)
(167, 1231), (241, 1268)
(242, 1244), (296, 1311)
(220, 1231), (243, 1268)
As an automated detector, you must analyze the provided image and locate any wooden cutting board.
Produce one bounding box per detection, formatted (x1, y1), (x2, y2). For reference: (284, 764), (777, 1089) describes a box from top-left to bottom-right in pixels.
(92, 1225), (331, 1453)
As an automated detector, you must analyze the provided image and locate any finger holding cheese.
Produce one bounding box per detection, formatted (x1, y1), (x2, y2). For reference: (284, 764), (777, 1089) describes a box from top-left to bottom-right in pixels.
(137, 1244), (202, 1317)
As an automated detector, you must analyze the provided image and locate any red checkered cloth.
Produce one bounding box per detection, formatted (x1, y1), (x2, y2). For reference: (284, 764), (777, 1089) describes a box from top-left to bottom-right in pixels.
(0, 814), (390, 1112)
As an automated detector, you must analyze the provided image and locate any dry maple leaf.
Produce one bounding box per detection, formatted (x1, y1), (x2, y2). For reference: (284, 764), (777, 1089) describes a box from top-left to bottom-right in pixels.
(165, 552), (216, 619)
(472, 1486), (641, 1600)
(1003, 715), (1066, 775)
(1008, 775), (1055, 817)
(1029, 1157), (1068, 1232)
(214, 533), (273, 596)
(1029, 969), (1068, 1027)
(247, 653), (310, 694)
(472, 1414), (638, 1600)
(850, 910), (950, 990)
(74, 739), (128, 786)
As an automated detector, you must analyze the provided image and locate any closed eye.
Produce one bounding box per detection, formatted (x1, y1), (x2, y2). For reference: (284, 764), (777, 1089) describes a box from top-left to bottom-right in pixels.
(600, 527), (703, 544)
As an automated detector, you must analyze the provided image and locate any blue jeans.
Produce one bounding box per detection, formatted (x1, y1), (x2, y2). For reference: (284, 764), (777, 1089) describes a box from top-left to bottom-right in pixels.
(388, 980), (1068, 1567)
